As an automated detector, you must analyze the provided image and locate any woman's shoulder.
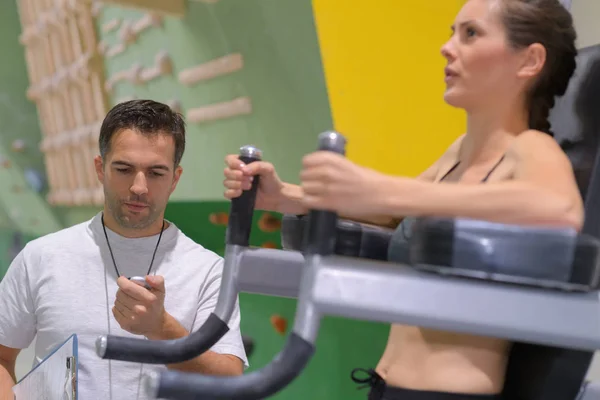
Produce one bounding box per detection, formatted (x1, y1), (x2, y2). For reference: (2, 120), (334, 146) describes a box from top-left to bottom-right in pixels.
(411, 134), (465, 182)
(430, 134), (465, 177)
(433, 134), (465, 164)
(445, 133), (467, 156)
(508, 129), (568, 161)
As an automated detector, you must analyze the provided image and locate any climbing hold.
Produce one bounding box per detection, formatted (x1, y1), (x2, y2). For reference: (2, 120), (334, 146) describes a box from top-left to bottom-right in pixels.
(24, 168), (46, 193)
(260, 241), (278, 249)
(209, 212), (229, 226)
(11, 139), (26, 153)
(270, 314), (288, 336)
(258, 212), (281, 233)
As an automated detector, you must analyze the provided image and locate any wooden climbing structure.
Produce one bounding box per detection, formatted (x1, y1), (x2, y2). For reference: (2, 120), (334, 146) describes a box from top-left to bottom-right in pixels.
(17, 0), (109, 207)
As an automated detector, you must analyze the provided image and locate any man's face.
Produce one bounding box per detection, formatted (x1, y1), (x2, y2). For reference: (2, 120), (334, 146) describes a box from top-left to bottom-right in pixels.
(95, 129), (182, 231)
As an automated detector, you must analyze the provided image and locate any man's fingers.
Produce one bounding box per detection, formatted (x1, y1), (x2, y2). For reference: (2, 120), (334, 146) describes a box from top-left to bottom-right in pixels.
(118, 277), (155, 303)
(115, 295), (135, 312)
(113, 305), (134, 325)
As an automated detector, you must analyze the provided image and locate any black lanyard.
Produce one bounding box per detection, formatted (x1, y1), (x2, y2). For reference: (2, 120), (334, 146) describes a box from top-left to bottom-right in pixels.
(101, 213), (165, 278)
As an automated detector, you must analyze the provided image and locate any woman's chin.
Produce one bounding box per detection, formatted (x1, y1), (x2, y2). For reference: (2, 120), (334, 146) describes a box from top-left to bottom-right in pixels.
(443, 89), (466, 108)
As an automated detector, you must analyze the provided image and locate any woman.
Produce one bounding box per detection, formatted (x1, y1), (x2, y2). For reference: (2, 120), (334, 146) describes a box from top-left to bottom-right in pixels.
(223, 0), (583, 398)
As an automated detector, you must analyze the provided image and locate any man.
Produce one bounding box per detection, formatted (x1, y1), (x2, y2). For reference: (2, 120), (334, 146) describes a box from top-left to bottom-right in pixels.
(0, 100), (246, 400)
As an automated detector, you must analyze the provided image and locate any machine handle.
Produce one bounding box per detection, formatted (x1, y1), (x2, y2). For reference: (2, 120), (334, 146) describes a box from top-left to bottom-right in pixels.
(227, 145), (263, 246)
(96, 313), (228, 364)
(144, 333), (315, 400)
(304, 131), (347, 256)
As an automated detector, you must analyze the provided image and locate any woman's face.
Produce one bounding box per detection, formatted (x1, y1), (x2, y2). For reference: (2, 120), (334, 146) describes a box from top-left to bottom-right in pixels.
(440, 0), (531, 111)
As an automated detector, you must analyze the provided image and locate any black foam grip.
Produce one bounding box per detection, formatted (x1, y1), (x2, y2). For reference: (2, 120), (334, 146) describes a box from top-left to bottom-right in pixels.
(303, 210), (338, 256)
(227, 154), (261, 246)
(155, 332), (315, 400)
(303, 132), (346, 256)
(102, 313), (229, 364)
(282, 214), (393, 261)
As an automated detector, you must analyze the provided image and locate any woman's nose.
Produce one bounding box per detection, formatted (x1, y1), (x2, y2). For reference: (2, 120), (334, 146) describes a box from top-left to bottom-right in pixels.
(440, 39), (456, 61)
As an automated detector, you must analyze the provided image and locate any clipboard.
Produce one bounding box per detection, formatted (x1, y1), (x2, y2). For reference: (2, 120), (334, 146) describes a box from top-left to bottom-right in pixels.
(12, 334), (78, 400)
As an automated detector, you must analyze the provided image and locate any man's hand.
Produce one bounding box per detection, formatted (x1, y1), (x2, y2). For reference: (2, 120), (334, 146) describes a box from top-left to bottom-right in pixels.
(113, 275), (167, 337)
(113, 275), (244, 375)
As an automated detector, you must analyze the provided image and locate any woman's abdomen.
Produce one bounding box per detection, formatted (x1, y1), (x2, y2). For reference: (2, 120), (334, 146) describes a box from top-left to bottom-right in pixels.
(379, 324), (511, 394)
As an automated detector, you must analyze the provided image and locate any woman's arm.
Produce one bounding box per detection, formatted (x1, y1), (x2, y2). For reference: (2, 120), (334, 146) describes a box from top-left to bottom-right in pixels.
(278, 182), (401, 227)
(374, 131), (584, 230)
(278, 152), (447, 228)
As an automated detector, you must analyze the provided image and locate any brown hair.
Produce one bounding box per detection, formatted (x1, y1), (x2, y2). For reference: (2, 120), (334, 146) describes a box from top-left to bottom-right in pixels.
(99, 99), (186, 167)
(498, 0), (577, 136)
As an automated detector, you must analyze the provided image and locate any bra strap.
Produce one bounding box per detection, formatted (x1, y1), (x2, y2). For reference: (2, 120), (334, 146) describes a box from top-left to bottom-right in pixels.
(439, 154), (506, 183)
(439, 160), (461, 182)
(481, 154), (505, 182)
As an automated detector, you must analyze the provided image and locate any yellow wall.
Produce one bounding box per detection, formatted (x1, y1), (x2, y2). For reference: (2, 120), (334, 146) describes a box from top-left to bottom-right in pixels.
(312, 0), (466, 177)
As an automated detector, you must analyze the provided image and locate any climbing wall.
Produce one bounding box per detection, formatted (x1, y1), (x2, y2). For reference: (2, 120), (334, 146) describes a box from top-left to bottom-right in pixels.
(93, 0), (332, 201)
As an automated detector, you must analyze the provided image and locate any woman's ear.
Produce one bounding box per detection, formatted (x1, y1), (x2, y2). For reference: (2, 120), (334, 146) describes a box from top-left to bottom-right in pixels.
(517, 43), (547, 80)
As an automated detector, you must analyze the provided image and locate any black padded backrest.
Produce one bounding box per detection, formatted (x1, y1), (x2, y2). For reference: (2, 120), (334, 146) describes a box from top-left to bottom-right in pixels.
(502, 43), (600, 400)
(552, 44), (600, 206)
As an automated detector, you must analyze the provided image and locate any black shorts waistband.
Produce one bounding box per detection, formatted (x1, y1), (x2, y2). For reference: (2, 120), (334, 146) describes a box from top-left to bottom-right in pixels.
(351, 368), (502, 400)
(381, 385), (502, 400)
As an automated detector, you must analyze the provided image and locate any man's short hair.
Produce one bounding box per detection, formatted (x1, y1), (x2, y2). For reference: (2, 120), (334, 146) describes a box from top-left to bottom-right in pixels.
(98, 99), (186, 167)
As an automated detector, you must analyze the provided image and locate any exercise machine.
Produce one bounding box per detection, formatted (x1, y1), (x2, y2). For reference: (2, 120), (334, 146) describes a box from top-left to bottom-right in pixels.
(141, 42), (600, 400)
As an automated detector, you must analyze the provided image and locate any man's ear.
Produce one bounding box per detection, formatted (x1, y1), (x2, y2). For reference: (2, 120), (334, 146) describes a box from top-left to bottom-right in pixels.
(517, 42), (546, 80)
(170, 165), (183, 194)
(94, 155), (105, 184)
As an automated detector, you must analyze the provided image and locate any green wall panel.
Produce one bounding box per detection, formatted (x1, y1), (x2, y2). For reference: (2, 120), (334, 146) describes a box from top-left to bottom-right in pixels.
(95, 0), (333, 202)
(164, 200), (282, 254)
(239, 293), (389, 400)
(0, 150), (62, 236)
(0, 1), (63, 238)
(0, 2), (45, 175)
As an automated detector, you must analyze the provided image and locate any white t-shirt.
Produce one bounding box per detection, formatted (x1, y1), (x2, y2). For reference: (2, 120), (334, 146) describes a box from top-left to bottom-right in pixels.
(0, 212), (248, 399)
